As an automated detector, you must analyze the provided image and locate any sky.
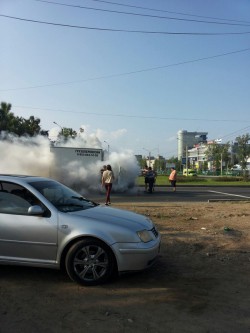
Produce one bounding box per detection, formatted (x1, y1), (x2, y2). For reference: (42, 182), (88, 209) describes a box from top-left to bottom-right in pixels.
(1, 0), (250, 159)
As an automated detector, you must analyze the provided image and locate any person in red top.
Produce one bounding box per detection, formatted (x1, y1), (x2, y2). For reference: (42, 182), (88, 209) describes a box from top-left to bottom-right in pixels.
(169, 167), (177, 192)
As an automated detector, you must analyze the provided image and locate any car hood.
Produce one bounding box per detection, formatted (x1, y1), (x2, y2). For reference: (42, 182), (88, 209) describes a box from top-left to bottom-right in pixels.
(68, 205), (153, 230)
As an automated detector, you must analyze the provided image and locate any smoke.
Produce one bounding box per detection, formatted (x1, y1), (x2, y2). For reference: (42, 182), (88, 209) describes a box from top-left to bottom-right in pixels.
(0, 132), (53, 177)
(0, 129), (140, 193)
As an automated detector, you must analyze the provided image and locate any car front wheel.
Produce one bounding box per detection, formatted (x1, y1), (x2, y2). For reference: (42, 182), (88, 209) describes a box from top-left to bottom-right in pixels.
(65, 238), (116, 286)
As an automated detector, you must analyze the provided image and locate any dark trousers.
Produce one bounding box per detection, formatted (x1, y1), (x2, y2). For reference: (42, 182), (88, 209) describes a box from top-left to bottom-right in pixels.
(148, 178), (154, 193)
(170, 180), (176, 188)
(105, 183), (112, 203)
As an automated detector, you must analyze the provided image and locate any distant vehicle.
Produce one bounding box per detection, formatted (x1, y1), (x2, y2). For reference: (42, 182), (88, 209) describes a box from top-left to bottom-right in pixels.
(183, 169), (197, 176)
(231, 164), (242, 171)
(0, 175), (161, 286)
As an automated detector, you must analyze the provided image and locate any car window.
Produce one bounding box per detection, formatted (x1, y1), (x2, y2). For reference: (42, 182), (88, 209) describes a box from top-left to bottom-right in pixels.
(0, 182), (46, 215)
(0, 192), (31, 215)
(29, 180), (97, 212)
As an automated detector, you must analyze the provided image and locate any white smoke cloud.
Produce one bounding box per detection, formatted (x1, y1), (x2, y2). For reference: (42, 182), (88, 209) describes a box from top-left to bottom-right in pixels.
(94, 128), (126, 141)
(0, 133), (53, 177)
(110, 128), (127, 139)
(0, 129), (140, 194)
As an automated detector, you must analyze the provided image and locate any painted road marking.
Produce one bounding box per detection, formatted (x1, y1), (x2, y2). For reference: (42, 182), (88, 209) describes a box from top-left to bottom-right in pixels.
(209, 190), (250, 199)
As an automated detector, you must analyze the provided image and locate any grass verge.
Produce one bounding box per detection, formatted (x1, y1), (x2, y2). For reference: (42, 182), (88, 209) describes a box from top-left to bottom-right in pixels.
(136, 175), (250, 186)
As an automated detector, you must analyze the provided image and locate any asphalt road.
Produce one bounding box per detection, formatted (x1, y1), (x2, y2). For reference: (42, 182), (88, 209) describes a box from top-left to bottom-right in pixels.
(87, 185), (250, 204)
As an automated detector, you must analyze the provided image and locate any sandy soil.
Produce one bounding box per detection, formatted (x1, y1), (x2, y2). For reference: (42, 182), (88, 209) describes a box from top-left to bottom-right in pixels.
(1, 201), (250, 333)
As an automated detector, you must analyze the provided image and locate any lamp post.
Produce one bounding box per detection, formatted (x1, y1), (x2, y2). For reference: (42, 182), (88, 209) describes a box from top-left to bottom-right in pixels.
(221, 152), (223, 176)
(104, 141), (110, 155)
(53, 121), (64, 135)
(186, 145), (189, 176)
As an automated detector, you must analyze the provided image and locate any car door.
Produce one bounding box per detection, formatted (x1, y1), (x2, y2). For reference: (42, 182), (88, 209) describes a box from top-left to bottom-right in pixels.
(0, 188), (58, 265)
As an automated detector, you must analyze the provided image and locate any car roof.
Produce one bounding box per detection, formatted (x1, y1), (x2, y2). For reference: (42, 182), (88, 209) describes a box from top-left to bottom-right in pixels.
(0, 174), (33, 178)
(0, 174), (52, 183)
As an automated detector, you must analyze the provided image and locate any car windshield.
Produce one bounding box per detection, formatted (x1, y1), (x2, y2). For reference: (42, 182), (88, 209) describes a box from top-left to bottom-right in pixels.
(28, 180), (97, 213)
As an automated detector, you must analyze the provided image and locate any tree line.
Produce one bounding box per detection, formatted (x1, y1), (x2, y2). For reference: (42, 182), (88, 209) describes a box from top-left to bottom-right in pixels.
(0, 102), (42, 137)
(0, 102), (77, 139)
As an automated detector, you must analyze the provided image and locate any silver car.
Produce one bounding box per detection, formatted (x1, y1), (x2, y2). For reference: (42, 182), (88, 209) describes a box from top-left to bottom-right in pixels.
(0, 175), (161, 285)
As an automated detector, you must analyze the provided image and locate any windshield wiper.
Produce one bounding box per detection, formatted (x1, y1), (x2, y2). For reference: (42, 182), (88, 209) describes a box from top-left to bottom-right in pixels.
(71, 196), (98, 206)
(71, 196), (85, 201)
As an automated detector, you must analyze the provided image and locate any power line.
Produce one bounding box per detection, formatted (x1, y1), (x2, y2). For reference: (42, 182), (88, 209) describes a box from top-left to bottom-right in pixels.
(33, 0), (250, 27)
(220, 126), (250, 141)
(12, 105), (250, 123)
(1, 47), (249, 92)
(74, 0), (250, 25)
(1, 14), (250, 35)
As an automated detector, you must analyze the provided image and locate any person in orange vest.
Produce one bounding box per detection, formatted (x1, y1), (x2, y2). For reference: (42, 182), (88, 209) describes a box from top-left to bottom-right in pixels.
(169, 167), (177, 192)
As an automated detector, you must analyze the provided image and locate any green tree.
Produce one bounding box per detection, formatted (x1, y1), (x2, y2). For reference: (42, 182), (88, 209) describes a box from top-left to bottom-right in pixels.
(0, 102), (42, 137)
(139, 158), (147, 169)
(0, 102), (15, 132)
(235, 134), (250, 174)
(62, 127), (77, 139)
(206, 142), (230, 173)
(24, 116), (41, 136)
(154, 158), (166, 172)
(13, 116), (41, 137)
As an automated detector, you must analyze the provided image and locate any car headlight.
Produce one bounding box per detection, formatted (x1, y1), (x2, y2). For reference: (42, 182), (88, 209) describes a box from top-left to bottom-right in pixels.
(137, 230), (154, 243)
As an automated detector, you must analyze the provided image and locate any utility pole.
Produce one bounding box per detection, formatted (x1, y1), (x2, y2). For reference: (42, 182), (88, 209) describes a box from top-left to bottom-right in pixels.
(221, 153), (223, 176)
(186, 145), (188, 176)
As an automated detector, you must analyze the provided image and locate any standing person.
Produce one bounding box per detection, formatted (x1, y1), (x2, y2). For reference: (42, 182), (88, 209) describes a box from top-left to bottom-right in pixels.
(169, 167), (177, 192)
(152, 170), (157, 192)
(100, 165), (107, 182)
(101, 165), (107, 174)
(147, 167), (155, 193)
(102, 164), (115, 205)
(143, 166), (149, 192)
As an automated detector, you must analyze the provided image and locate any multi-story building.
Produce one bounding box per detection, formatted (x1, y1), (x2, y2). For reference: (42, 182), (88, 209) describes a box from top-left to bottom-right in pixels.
(188, 144), (207, 169)
(177, 130), (208, 162)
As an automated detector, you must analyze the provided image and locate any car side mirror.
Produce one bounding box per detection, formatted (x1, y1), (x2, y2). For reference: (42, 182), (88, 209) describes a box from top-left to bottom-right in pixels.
(28, 205), (45, 216)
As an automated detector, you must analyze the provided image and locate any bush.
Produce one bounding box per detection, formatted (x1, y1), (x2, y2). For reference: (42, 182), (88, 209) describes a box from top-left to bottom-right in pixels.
(213, 176), (245, 182)
(177, 176), (207, 183)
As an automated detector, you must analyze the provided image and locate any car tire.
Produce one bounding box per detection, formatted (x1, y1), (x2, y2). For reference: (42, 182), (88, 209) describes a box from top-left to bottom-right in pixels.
(65, 238), (116, 286)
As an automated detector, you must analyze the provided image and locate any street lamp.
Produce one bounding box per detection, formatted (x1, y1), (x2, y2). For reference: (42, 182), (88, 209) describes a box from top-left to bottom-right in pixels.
(53, 121), (64, 135)
(186, 145), (189, 175)
(104, 141), (110, 155)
